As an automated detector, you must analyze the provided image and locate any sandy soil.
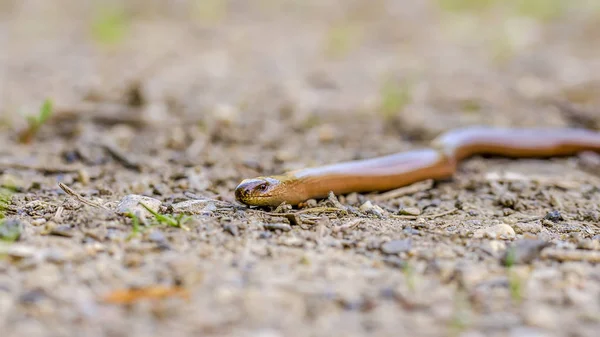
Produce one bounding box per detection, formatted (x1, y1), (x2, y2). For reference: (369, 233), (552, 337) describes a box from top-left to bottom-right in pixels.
(1, 1), (600, 337)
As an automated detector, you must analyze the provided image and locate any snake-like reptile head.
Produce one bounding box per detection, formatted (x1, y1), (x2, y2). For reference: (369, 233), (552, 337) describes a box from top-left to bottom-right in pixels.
(234, 175), (302, 207)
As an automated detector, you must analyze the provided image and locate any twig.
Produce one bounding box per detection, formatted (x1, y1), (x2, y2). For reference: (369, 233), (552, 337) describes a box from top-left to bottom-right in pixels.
(101, 141), (142, 171)
(542, 248), (600, 263)
(53, 206), (64, 222)
(257, 207), (347, 217)
(372, 180), (434, 202)
(391, 208), (458, 220)
(0, 160), (82, 174)
(58, 182), (111, 211)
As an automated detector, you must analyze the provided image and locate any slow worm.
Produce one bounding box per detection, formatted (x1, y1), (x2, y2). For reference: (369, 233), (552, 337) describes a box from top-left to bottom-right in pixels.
(235, 126), (600, 206)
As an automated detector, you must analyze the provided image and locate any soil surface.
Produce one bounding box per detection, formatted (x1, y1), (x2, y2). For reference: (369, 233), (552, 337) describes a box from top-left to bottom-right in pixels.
(1, 1), (600, 337)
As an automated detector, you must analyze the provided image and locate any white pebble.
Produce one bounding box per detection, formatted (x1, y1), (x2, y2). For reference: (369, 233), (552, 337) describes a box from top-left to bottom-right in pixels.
(473, 223), (516, 240)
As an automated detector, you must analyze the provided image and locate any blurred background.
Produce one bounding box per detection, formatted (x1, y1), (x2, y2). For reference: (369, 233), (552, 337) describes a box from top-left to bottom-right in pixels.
(1, 0), (599, 152)
(2, 3), (600, 336)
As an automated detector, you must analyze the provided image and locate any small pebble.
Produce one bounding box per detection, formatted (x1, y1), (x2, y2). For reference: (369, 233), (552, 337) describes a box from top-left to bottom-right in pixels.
(513, 222), (542, 234)
(77, 169), (90, 185)
(49, 225), (74, 238)
(359, 201), (374, 212)
(170, 200), (217, 215)
(264, 223), (292, 232)
(115, 194), (162, 219)
(498, 192), (518, 208)
(473, 223), (516, 240)
(380, 239), (412, 255)
(3, 244), (37, 258)
(403, 226), (420, 235)
(501, 239), (551, 265)
(223, 223), (239, 236)
(398, 207), (421, 216)
(258, 231), (273, 239)
(317, 124), (336, 142)
(31, 218), (47, 226)
(359, 201), (385, 217)
(578, 151), (600, 170)
(148, 230), (168, 246)
(19, 289), (46, 305)
(544, 210), (563, 223)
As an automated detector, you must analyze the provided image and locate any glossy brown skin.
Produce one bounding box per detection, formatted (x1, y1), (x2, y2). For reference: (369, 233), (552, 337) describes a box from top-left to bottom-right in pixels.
(235, 127), (600, 207)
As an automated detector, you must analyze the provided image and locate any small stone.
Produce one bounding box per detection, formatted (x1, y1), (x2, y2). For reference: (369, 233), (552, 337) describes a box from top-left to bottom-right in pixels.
(223, 223), (239, 236)
(0, 219), (23, 241)
(77, 169), (90, 185)
(403, 226), (420, 235)
(148, 230), (169, 248)
(45, 250), (67, 264)
(513, 221), (542, 234)
(3, 244), (37, 258)
(31, 218), (46, 226)
(382, 256), (407, 268)
(576, 238), (600, 250)
(501, 239), (551, 265)
(488, 240), (506, 254)
(578, 151), (600, 171)
(49, 225), (74, 238)
(19, 289), (46, 304)
(303, 199), (318, 208)
(498, 192), (518, 208)
(317, 124), (336, 142)
(359, 201), (374, 212)
(359, 201), (385, 217)
(212, 103), (239, 126)
(170, 200), (217, 215)
(544, 210), (563, 223)
(380, 239), (412, 255)
(398, 207), (421, 216)
(473, 223), (516, 240)
(258, 231), (272, 239)
(264, 223), (292, 232)
(115, 194), (162, 219)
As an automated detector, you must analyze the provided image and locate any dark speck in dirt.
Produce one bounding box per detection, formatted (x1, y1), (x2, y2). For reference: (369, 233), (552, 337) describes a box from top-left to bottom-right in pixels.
(19, 289), (46, 305)
(501, 239), (552, 265)
(223, 223), (239, 236)
(403, 226), (420, 235)
(545, 210), (564, 222)
(258, 231), (273, 239)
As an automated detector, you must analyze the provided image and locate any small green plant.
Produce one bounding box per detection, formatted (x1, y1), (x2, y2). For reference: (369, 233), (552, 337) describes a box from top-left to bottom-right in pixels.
(436, 0), (497, 13)
(503, 246), (516, 267)
(139, 203), (192, 229)
(324, 22), (363, 59)
(125, 212), (143, 240)
(0, 219), (22, 243)
(508, 268), (523, 303)
(192, 0), (227, 25)
(503, 246), (524, 303)
(449, 290), (471, 336)
(91, 4), (129, 45)
(18, 99), (53, 143)
(379, 79), (413, 120)
(512, 0), (566, 21)
(402, 262), (417, 292)
(0, 189), (10, 219)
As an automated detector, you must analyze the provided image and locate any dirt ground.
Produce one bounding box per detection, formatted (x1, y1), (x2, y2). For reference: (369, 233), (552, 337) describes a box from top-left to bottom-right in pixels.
(1, 1), (600, 336)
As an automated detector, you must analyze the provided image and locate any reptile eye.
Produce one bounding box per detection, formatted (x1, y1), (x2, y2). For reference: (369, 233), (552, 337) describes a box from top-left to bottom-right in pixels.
(256, 183), (268, 192)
